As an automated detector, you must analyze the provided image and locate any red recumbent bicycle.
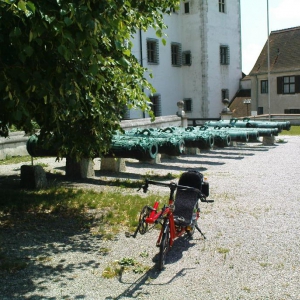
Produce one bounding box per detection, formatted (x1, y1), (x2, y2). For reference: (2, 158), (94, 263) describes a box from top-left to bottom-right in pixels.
(128, 170), (213, 270)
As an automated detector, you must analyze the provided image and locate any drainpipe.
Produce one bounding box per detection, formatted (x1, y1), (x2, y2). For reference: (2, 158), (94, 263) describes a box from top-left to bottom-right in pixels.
(139, 29), (145, 118)
(256, 75), (259, 115)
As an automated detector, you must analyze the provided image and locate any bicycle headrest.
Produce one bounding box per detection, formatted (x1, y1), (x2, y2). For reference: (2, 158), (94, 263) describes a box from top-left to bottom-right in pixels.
(178, 170), (203, 190)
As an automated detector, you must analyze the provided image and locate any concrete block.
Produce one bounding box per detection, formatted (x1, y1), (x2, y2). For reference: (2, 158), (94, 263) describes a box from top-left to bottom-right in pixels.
(101, 158), (126, 172)
(20, 165), (47, 189)
(263, 136), (275, 146)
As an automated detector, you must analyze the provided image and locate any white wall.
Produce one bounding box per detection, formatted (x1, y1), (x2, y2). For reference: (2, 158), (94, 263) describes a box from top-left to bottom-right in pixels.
(129, 0), (242, 120)
(206, 0), (242, 118)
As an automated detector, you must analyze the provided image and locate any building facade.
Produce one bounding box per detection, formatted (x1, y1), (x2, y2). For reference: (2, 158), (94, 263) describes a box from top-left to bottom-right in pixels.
(249, 26), (300, 115)
(128, 0), (242, 120)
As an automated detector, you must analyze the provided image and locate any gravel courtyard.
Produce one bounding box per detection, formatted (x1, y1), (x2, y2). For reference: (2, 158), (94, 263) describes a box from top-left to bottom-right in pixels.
(0, 136), (300, 299)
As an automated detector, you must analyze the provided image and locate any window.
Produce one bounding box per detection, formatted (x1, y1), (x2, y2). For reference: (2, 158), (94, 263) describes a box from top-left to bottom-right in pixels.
(221, 89), (229, 101)
(171, 43), (182, 66)
(147, 39), (159, 64)
(121, 106), (130, 120)
(219, 0), (225, 13)
(284, 108), (300, 114)
(261, 80), (268, 94)
(277, 75), (300, 94)
(184, 2), (190, 13)
(257, 107), (264, 115)
(182, 51), (191, 66)
(283, 76), (295, 94)
(149, 94), (161, 117)
(183, 98), (192, 112)
(220, 45), (230, 65)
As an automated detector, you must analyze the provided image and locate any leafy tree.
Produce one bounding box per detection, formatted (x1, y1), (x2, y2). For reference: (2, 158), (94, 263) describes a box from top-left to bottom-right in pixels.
(0, 0), (178, 159)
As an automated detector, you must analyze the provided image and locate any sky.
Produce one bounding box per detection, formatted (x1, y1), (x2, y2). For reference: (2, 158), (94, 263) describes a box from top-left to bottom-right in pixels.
(241, 0), (300, 74)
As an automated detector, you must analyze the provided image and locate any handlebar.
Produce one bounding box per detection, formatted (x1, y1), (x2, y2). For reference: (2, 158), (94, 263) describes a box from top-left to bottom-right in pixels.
(138, 179), (201, 195)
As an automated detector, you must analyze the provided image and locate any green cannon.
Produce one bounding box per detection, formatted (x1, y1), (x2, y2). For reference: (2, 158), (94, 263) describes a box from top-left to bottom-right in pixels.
(235, 118), (291, 131)
(27, 134), (158, 161)
(26, 134), (59, 157)
(104, 135), (158, 160)
(205, 118), (291, 133)
(153, 126), (214, 150)
(209, 126), (249, 143)
(204, 127), (231, 147)
(123, 128), (185, 156)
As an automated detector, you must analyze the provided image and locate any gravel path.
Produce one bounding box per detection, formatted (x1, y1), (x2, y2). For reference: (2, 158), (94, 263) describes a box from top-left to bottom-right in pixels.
(0, 136), (300, 299)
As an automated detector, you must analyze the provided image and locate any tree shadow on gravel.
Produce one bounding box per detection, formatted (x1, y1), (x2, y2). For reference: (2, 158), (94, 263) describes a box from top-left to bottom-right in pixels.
(0, 186), (112, 299)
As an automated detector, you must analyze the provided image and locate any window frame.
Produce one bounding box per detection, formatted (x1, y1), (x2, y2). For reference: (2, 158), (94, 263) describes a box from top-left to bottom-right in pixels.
(171, 42), (182, 67)
(283, 76), (295, 94)
(149, 94), (162, 117)
(277, 75), (300, 94)
(182, 51), (192, 66)
(221, 89), (229, 102)
(261, 80), (268, 94)
(219, 0), (225, 13)
(147, 38), (159, 64)
(284, 108), (300, 114)
(183, 98), (192, 113)
(220, 45), (230, 65)
(184, 2), (190, 14)
(257, 107), (264, 115)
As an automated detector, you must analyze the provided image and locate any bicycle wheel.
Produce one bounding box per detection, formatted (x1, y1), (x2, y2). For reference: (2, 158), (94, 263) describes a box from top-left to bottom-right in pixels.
(186, 223), (196, 238)
(158, 223), (170, 270)
(138, 205), (150, 235)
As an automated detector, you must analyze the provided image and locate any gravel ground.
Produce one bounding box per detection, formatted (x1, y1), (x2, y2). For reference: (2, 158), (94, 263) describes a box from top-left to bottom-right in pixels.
(0, 136), (300, 299)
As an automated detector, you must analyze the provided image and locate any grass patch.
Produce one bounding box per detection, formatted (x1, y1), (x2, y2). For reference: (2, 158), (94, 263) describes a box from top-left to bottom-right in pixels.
(102, 257), (150, 278)
(142, 171), (180, 181)
(0, 155), (35, 165)
(217, 247), (230, 260)
(0, 185), (160, 233)
(280, 125), (300, 136)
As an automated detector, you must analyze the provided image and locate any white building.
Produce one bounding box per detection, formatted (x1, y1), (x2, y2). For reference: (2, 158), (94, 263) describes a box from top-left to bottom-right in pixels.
(129, 0), (242, 120)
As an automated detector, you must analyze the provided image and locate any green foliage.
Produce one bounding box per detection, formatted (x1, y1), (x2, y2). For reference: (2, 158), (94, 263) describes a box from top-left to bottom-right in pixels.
(0, 0), (179, 159)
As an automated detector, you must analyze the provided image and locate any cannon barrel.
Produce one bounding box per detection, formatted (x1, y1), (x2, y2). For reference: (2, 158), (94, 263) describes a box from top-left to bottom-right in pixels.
(206, 129), (231, 147)
(225, 127), (259, 141)
(27, 134), (158, 161)
(227, 130), (249, 142)
(26, 135), (59, 157)
(125, 127), (214, 151)
(104, 136), (158, 160)
(150, 126), (214, 150)
(122, 129), (185, 156)
(205, 119), (285, 135)
(237, 118), (291, 131)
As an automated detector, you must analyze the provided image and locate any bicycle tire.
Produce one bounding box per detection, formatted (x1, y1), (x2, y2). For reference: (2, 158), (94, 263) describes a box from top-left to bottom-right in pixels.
(186, 223), (196, 238)
(158, 223), (170, 270)
(138, 205), (150, 235)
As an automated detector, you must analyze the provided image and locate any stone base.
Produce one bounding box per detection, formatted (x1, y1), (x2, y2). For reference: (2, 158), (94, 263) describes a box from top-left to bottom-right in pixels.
(21, 165), (47, 189)
(263, 136), (275, 146)
(140, 153), (161, 164)
(66, 157), (95, 179)
(185, 147), (201, 155)
(101, 158), (126, 172)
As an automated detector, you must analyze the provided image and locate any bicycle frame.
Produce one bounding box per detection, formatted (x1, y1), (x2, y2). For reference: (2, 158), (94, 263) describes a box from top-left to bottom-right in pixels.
(129, 178), (211, 270)
(141, 180), (201, 248)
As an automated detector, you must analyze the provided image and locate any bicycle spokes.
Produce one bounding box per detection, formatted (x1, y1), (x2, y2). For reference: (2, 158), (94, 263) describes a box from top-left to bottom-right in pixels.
(138, 205), (150, 235)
